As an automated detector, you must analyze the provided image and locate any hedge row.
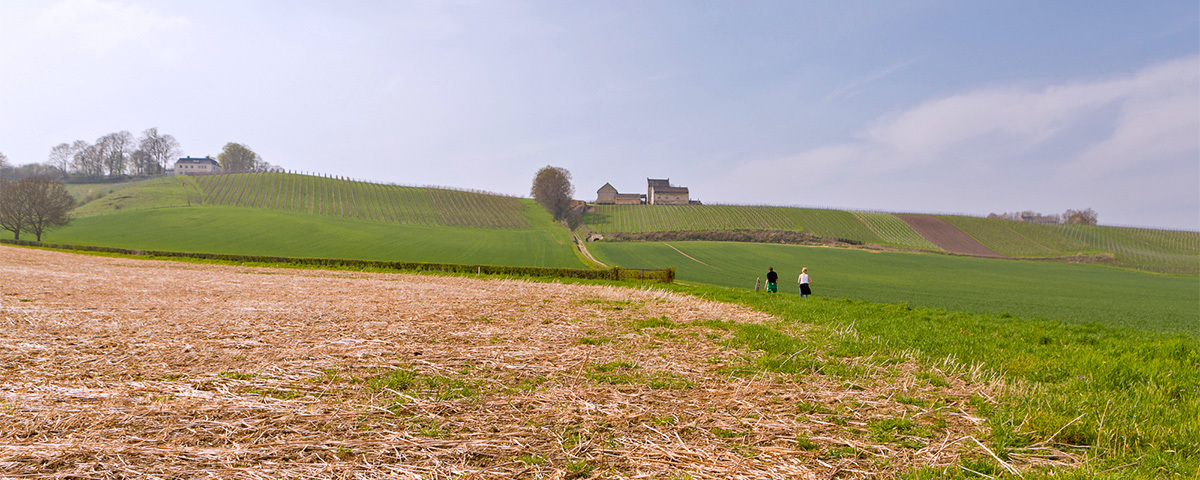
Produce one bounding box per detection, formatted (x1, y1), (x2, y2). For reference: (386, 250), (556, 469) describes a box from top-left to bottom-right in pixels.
(0, 239), (674, 284)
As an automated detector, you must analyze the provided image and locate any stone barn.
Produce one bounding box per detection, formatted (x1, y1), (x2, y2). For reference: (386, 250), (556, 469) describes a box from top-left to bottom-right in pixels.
(596, 183), (646, 205)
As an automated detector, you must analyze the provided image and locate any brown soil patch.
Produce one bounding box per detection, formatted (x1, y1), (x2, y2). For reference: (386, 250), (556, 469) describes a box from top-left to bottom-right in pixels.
(0, 245), (991, 478)
(896, 215), (1003, 257)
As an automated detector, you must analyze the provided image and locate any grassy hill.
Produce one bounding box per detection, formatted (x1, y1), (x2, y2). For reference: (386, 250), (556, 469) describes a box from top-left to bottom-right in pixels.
(583, 204), (1199, 274)
(57, 174), (584, 268)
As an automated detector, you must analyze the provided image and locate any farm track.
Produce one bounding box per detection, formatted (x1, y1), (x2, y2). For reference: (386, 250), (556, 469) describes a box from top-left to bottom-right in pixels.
(897, 215), (1003, 258)
(0, 246), (989, 479)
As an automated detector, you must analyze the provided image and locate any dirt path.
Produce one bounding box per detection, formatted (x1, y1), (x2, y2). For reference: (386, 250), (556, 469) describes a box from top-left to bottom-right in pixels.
(0, 245), (986, 478)
(897, 214), (1003, 257)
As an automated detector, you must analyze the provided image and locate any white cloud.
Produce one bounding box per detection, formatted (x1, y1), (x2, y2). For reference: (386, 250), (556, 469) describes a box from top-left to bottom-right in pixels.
(1065, 57), (1200, 177)
(731, 56), (1199, 228)
(35, 0), (188, 55)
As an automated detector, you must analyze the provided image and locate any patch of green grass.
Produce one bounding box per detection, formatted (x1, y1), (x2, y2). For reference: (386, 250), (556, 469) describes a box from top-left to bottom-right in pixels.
(796, 401), (832, 415)
(565, 459), (593, 475)
(633, 316), (678, 330)
(709, 426), (748, 439)
(660, 282), (1200, 478)
(868, 417), (934, 449)
(515, 453), (546, 466)
(366, 367), (485, 403)
(217, 371), (258, 380)
(590, 241), (1199, 338)
(52, 204), (584, 268)
(795, 432), (819, 451)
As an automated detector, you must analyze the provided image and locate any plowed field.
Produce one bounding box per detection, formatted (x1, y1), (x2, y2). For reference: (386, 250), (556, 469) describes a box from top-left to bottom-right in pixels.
(0, 246), (988, 478)
(897, 215), (1002, 257)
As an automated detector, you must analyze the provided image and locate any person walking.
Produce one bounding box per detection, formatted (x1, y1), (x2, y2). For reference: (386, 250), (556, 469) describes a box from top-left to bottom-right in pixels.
(798, 267), (812, 298)
(766, 267), (779, 293)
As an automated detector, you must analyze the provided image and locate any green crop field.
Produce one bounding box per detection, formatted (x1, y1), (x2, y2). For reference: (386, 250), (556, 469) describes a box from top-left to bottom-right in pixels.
(588, 241), (1199, 338)
(52, 205), (583, 268)
(943, 215), (1200, 274)
(582, 205), (1199, 274)
(189, 172), (531, 228)
(584, 204), (940, 250)
(49, 173), (585, 267)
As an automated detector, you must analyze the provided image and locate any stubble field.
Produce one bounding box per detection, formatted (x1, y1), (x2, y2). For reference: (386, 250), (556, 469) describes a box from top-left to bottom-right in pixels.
(0, 246), (992, 479)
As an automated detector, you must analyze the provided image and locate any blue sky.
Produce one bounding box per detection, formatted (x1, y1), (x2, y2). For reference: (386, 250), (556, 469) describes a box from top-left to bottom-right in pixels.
(1, 0), (1197, 229)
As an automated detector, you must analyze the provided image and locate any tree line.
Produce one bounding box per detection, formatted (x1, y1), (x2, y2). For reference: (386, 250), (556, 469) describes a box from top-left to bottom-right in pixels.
(987, 208), (1098, 226)
(43, 127), (183, 179)
(1, 127), (275, 184)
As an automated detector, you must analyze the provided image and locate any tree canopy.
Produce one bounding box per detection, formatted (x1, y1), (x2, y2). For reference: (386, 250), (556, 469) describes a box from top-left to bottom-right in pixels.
(531, 165), (576, 223)
(218, 142), (265, 172)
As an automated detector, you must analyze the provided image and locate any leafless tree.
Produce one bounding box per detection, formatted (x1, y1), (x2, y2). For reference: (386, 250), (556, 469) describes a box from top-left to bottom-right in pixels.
(97, 131), (135, 176)
(0, 179), (25, 240)
(48, 143), (75, 173)
(129, 149), (155, 175)
(71, 140), (105, 177)
(138, 127), (182, 174)
(20, 177), (75, 241)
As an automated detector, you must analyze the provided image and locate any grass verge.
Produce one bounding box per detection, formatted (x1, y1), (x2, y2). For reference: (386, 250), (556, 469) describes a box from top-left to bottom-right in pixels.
(665, 284), (1199, 478)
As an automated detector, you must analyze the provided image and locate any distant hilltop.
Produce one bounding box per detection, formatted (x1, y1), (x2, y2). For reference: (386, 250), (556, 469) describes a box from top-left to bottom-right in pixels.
(596, 178), (701, 205)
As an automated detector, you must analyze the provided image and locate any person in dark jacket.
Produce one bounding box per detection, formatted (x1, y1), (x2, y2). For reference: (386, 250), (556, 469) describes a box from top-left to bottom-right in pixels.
(766, 267), (779, 293)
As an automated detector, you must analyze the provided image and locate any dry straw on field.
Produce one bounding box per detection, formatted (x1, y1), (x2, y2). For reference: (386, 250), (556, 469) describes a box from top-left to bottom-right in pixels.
(1, 245), (999, 479)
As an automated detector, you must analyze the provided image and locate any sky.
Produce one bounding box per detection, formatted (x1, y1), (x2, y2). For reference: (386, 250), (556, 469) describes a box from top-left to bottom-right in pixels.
(1, 1), (1197, 230)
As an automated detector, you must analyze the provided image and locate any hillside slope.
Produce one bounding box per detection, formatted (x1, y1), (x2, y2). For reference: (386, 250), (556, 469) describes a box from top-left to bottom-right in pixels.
(57, 174), (584, 268)
(583, 204), (1198, 274)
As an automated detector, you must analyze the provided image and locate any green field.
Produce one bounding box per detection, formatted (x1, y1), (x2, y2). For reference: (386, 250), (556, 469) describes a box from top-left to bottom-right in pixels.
(585, 204), (940, 250)
(52, 173), (585, 268)
(589, 241), (1199, 338)
(583, 204), (1200, 274)
(52, 204), (584, 268)
(943, 215), (1200, 274)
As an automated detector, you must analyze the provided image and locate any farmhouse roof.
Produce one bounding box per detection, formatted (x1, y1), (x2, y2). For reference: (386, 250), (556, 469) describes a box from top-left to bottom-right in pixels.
(175, 157), (219, 166)
(598, 182), (617, 192)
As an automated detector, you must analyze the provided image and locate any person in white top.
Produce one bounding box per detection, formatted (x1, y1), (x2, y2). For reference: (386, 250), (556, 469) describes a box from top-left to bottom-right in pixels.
(798, 267), (812, 298)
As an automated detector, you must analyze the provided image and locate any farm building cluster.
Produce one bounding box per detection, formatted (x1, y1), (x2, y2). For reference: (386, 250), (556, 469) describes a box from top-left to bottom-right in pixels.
(596, 178), (700, 205)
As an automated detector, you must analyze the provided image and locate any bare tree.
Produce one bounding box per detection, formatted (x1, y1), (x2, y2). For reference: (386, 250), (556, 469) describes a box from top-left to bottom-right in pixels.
(71, 140), (105, 177)
(138, 127), (182, 174)
(531, 165), (576, 223)
(48, 143), (75, 173)
(0, 179), (28, 240)
(97, 131), (134, 176)
(129, 149), (155, 175)
(218, 142), (261, 172)
(20, 177), (75, 241)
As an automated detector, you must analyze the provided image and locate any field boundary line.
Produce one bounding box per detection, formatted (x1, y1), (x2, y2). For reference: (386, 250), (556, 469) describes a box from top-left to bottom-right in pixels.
(664, 243), (722, 270)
